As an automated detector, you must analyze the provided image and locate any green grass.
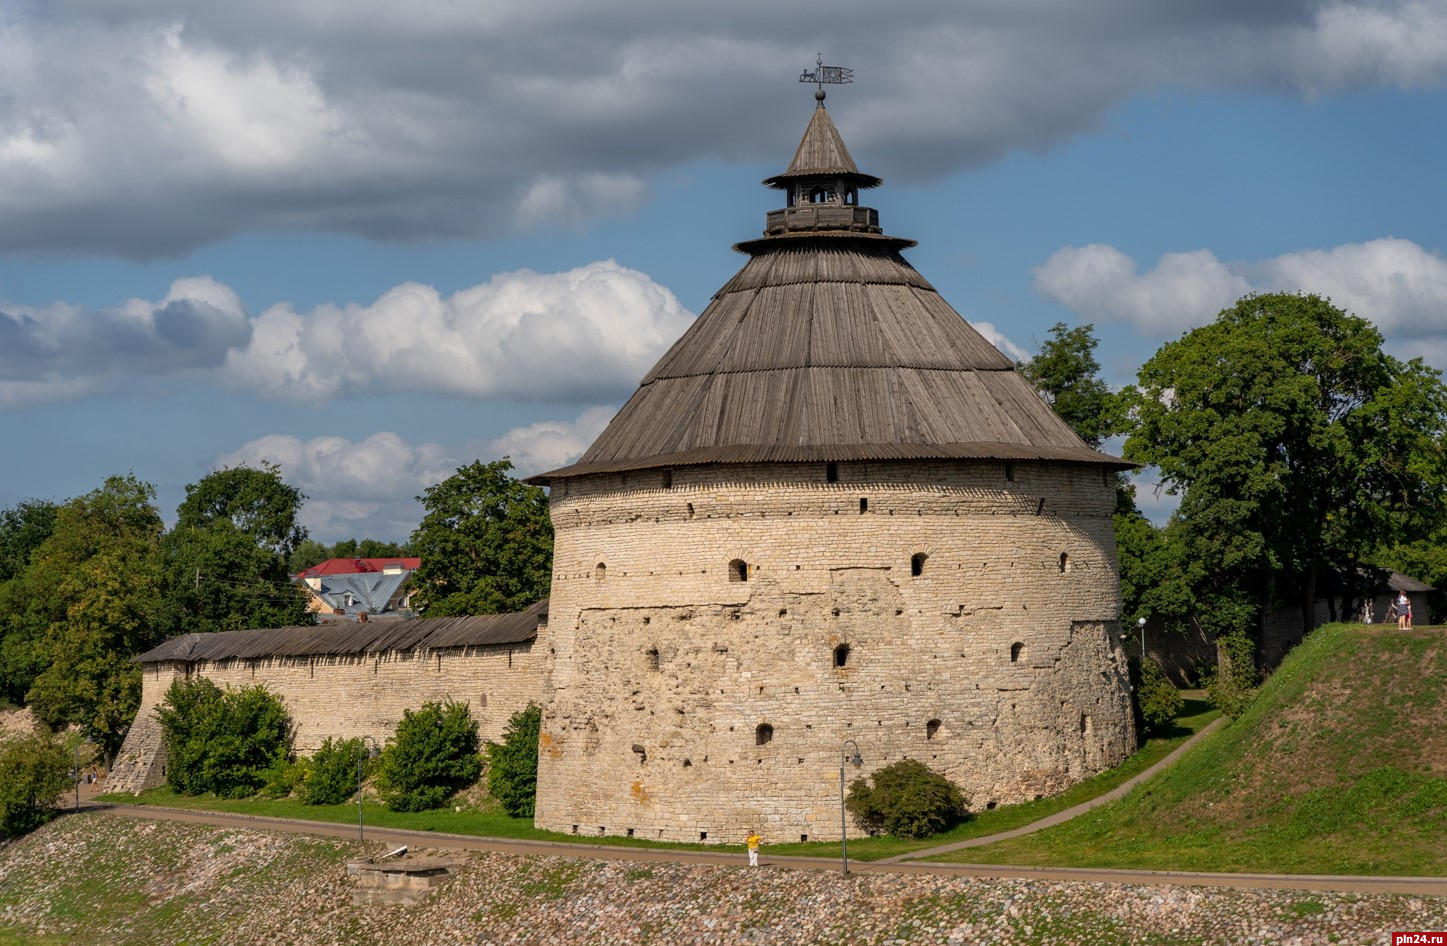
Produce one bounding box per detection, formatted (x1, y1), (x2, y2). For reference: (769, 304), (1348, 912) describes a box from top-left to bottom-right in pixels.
(102, 696), (1217, 864)
(940, 624), (1447, 876)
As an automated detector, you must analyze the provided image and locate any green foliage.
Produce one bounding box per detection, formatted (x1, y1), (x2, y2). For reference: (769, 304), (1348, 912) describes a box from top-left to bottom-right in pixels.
(485, 704), (541, 817)
(0, 731), (71, 839)
(1018, 321), (1123, 447)
(5, 475), (164, 756)
(377, 700), (481, 812)
(845, 759), (968, 839)
(1124, 293), (1447, 653)
(156, 677), (293, 798)
(1135, 657), (1184, 735)
(409, 458), (552, 616)
(0, 499), (58, 583)
(174, 463), (307, 558)
(258, 757), (309, 799)
(1205, 629), (1258, 718)
(300, 737), (365, 806)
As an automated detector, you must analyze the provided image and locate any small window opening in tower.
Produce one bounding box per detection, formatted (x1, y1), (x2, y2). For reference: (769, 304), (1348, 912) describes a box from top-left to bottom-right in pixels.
(911, 553), (927, 577)
(926, 719), (942, 740)
(595, 562), (606, 581)
(1004, 461), (1016, 481)
(809, 186), (826, 204)
(834, 643), (851, 668)
(845, 188), (857, 205)
(646, 647), (660, 671)
(1010, 642), (1025, 663)
(859, 497), (868, 514)
(728, 559), (748, 582)
(662, 469), (673, 489)
(1059, 552), (1070, 573)
(826, 461), (839, 483)
(755, 723), (773, 746)
(687, 502), (695, 519)
(1103, 468), (1112, 488)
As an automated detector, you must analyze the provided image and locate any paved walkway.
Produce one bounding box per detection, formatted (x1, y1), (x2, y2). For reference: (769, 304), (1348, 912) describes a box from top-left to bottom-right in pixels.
(881, 716), (1226, 864)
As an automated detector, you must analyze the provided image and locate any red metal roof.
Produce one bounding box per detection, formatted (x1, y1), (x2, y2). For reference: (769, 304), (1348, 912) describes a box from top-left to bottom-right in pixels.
(296, 557), (420, 579)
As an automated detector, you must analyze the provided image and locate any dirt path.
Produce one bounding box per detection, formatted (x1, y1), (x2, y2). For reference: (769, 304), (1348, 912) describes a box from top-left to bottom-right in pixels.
(92, 802), (1447, 897)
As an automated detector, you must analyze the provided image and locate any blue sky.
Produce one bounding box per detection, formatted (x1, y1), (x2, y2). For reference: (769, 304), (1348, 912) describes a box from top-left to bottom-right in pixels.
(3, 2), (1446, 540)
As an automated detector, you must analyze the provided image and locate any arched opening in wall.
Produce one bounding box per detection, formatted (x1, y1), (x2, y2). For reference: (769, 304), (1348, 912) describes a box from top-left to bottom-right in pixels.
(1010, 642), (1025, 664)
(646, 647), (660, 671)
(809, 186), (827, 204)
(1004, 461), (1016, 482)
(826, 462), (839, 483)
(859, 497), (868, 514)
(926, 719), (941, 740)
(662, 469), (673, 489)
(834, 643), (851, 668)
(687, 503), (695, 519)
(595, 562), (607, 581)
(755, 723), (774, 746)
(728, 559), (748, 582)
(911, 553), (928, 577)
(1059, 552), (1070, 573)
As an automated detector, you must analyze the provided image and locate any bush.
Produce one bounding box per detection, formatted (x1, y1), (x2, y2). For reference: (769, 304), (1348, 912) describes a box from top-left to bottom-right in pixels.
(300, 737), (364, 806)
(156, 677), (293, 798)
(0, 732), (71, 839)
(1205, 629), (1258, 719)
(377, 700), (481, 812)
(1136, 657), (1184, 736)
(845, 759), (968, 839)
(486, 704), (541, 817)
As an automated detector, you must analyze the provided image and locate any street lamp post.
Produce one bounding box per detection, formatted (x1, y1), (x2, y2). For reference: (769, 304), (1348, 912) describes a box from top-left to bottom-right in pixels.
(838, 739), (862, 876)
(357, 735), (379, 842)
(1138, 616), (1147, 662)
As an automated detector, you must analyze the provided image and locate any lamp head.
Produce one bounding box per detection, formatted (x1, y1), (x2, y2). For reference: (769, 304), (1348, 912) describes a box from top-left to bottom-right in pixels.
(1137, 617), (1146, 628)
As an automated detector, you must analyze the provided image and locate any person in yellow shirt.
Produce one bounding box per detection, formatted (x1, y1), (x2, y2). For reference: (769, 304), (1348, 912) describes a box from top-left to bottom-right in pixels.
(746, 829), (762, 867)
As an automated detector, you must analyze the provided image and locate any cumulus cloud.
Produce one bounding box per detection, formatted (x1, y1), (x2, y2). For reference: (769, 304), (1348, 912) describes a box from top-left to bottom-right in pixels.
(971, 321), (1031, 362)
(222, 260), (693, 404)
(4, 2), (1447, 256)
(0, 276), (250, 407)
(215, 431), (461, 540)
(1034, 238), (1447, 353)
(481, 406), (617, 478)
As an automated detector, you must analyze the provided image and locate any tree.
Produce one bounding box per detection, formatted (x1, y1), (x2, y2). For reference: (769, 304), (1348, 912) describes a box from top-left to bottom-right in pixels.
(155, 677), (293, 798)
(163, 466), (312, 636)
(0, 731), (71, 839)
(376, 700), (482, 812)
(485, 703), (541, 817)
(0, 500), (58, 583)
(845, 759), (968, 839)
(1019, 322), (1123, 448)
(174, 463), (307, 558)
(1124, 293), (1447, 653)
(2, 476), (164, 754)
(410, 459), (552, 616)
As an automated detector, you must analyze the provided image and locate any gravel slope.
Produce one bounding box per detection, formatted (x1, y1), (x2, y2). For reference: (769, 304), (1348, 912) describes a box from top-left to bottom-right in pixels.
(1, 815), (1443, 945)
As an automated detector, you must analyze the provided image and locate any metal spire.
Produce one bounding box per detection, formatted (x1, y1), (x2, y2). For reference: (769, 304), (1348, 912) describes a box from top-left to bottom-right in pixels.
(799, 53), (853, 105)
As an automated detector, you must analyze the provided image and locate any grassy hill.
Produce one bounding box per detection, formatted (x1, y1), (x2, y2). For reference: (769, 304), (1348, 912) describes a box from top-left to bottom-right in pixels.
(951, 623), (1447, 875)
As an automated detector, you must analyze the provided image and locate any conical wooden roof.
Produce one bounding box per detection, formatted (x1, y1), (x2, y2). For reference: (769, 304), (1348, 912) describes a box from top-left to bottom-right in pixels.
(532, 105), (1127, 484)
(763, 101), (881, 190)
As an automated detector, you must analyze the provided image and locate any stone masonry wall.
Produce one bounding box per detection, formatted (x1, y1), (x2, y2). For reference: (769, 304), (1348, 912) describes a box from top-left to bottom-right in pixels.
(108, 641), (543, 795)
(534, 459), (1135, 844)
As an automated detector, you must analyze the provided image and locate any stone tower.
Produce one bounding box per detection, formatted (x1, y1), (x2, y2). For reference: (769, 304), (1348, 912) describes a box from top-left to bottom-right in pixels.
(527, 95), (1135, 844)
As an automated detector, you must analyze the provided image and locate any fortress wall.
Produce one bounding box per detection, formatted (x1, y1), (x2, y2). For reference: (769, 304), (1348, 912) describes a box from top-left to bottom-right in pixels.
(109, 641), (543, 795)
(534, 460), (1135, 843)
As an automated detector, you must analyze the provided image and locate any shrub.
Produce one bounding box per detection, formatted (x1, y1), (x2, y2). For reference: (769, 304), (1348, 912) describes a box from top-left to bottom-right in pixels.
(156, 677), (293, 798)
(845, 759), (968, 839)
(300, 737), (364, 806)
(0, 732), (71, 839)
(1205, 629), (1258, 719)
(1136, 657), (1184, 736)
(486, 704), (541, 817)
(377, 700), (481, 812)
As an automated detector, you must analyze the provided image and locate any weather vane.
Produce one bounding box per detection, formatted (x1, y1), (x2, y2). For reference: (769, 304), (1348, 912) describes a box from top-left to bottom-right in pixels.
(799, 53), (852, 102)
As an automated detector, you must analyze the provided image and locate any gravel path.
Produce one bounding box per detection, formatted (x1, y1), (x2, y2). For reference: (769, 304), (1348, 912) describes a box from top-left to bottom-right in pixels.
(2, 814), (1443, 945)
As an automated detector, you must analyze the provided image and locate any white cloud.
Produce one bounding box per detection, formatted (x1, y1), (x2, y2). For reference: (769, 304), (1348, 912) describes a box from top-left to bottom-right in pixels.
(3, 2), (1447, 256)
(971, 321), (1031, 362)
(222, 259), (693, 404)
(214, 431), (461, 540)
(482, 406), (616, 478)
(1035, 238), (1447, 359)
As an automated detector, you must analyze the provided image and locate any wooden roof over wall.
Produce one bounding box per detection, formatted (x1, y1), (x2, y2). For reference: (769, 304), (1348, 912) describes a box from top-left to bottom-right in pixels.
(134, 598), (547, 664)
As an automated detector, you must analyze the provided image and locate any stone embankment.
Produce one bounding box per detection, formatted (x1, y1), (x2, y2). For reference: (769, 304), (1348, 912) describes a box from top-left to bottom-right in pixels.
(1, 814), (1441, 945)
